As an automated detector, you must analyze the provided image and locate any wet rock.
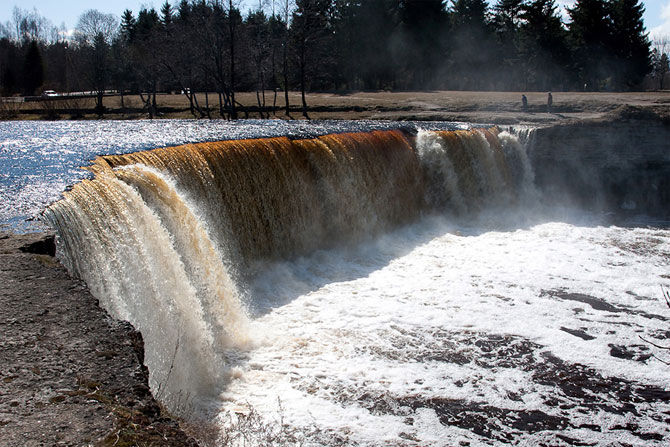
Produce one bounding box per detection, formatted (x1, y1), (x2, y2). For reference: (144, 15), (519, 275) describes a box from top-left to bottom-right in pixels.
(18, 234), (55, 256)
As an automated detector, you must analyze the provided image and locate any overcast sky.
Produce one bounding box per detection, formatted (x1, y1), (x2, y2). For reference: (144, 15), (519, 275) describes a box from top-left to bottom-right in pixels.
(2, 0), (670, 40)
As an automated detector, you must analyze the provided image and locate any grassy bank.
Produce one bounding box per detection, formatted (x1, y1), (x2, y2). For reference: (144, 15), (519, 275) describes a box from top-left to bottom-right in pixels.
(3, 90), (669, 124)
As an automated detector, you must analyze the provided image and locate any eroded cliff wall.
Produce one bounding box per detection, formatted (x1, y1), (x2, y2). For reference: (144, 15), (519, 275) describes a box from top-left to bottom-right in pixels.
(528, 109), (670, 217)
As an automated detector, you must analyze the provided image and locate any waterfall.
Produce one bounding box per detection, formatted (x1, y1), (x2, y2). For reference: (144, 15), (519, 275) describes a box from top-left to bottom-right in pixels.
(43, 126), (533, 413)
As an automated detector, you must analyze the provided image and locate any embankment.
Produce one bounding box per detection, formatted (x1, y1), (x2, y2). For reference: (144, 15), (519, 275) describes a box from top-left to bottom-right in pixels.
(0, 233), (199, 446)
(529, 106), (670, 217)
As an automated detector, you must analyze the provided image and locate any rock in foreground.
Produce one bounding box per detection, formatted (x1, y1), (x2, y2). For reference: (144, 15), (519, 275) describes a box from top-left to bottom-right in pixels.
(0, 233), (199, 447)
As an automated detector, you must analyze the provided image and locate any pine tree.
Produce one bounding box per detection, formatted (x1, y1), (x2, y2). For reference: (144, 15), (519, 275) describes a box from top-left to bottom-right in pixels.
(121, 10), (136, 43)
(396, 0), (448, 89)
(568, 0), (612, 90)
(22, 40), (44, 95)
(608, 0), (651, 89)
(519, 0), (571, 90)
(91, 32), (110, 116)
(491, 0), (524, 89)
(449, 0), (495, 89)
(177, 0), (191, 21)
(355, 0), (399, 90)
(161, 1), (174, 27)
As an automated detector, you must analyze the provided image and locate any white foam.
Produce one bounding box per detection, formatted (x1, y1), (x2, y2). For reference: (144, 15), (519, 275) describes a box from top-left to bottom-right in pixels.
(219, 216), (670, 445)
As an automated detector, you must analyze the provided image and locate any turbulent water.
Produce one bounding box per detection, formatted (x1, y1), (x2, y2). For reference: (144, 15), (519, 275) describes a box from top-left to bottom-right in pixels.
(3, 120), (669, 445)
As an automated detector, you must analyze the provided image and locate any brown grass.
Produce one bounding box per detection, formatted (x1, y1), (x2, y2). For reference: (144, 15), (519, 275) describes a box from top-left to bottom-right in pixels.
(4, 90), (670, 124)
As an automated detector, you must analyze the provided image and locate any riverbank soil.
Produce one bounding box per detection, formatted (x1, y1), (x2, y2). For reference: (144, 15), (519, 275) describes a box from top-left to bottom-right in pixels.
(4, 90), (670, 124)
(0, 233), (198, 447)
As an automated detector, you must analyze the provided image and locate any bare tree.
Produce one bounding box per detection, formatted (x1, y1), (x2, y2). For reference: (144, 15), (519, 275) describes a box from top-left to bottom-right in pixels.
(652, 36), (670, 90)
(72, 9), (119, 117)
(10, 7), (56, 43)
(248, 1), (271, 118)
(226, 0), (243, 119)
(279, 0), (294, 117)
(74, 9), (120, 46)
(190, 1), (234, 119)
(291, 0), (331, 119)
(0, 22), (10, 40)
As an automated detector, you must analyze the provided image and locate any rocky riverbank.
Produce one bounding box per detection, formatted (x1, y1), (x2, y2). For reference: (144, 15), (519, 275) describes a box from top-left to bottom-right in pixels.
(528, 105), (670, 218)
(0, 232), (199, 447)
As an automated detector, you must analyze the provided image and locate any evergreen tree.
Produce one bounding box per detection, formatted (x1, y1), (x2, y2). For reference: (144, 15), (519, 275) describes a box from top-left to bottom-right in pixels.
(449, 0), (495, 89)
(395, 0), (448, 89)
(132, 8), (162, 116)
(491, 0), (524, 89)
(331, 0), (362, 90)
(22, 39), (44, 95)
(43, 40), (68, 92)
(568, 0), (612, 90)
(178, 0), (191, 22)
(356, 0), (399, 89)
(651, 47), (670, 90)
(519, 0), (571, 90)
(0, 38), (19, 95)
(91, 32), (110, 116)
(1, 65), (17, 95)
(609, 0), (651, 89)
(120, 10), (136, 43)
(161, 1), (174, 27)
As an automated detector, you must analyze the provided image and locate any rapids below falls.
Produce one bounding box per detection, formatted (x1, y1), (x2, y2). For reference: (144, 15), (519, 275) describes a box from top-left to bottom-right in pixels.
(2, 119), (669, 445)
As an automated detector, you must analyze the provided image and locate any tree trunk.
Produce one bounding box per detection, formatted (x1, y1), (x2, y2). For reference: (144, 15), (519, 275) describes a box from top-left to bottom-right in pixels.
(151, 80), (157, 115)
(205, 91), (211, 119)
(139, 91), (154, 119)
(95, 90), (104, 118)
(229, 0), (238, 120)
(283, 42), (290, 117)
(300, 42), (309, 120)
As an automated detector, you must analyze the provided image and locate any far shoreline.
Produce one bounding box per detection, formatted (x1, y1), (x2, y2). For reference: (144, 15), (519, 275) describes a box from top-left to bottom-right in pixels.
(3, 90), (670, 126)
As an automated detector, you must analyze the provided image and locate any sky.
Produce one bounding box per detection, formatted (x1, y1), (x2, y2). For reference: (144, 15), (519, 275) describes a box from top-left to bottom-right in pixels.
(2, 0), (670, 40)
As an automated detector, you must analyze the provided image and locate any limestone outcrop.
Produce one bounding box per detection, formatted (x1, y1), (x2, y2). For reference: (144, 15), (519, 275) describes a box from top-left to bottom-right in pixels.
(528, 106), (670, 217)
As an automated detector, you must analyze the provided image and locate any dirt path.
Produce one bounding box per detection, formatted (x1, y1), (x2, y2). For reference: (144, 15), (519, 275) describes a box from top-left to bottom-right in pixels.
(0, 233), (198, 447)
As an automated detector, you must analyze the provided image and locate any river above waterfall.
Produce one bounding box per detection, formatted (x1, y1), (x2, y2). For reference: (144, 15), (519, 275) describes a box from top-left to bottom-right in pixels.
(0, 119), (475, 232)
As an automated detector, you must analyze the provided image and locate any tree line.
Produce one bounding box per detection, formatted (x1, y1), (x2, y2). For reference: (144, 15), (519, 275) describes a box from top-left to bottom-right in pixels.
(0, 0), (660, 119)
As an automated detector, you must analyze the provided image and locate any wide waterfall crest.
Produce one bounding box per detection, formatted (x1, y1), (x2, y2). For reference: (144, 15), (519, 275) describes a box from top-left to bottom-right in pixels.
(44, 127), (534, 414)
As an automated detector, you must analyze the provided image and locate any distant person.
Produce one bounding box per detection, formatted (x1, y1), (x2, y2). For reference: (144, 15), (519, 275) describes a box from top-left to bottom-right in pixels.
(547, 92), (553, 113)
(522, 94), (528, 112)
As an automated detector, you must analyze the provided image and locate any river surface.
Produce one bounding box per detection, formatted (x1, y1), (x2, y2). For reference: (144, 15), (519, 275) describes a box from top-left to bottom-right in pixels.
(2, 120), (669, 446)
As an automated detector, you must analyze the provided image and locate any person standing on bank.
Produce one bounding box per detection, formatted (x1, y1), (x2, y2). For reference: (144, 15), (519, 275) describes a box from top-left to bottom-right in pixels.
(522, 94), (528, 112)
(547, 92), (553, 113)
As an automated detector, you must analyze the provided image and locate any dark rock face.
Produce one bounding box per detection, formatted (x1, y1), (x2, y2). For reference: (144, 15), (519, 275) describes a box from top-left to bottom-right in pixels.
(19, 234), (56, 256)
(528, 114), (670, 217)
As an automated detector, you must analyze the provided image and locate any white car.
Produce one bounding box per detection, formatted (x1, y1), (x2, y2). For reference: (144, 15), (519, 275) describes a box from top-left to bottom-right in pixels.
(42, 90), (58, 97)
